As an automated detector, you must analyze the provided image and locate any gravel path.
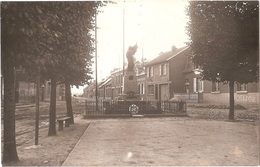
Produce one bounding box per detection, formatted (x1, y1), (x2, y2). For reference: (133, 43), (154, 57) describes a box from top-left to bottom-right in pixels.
(63, 117), (259, 166)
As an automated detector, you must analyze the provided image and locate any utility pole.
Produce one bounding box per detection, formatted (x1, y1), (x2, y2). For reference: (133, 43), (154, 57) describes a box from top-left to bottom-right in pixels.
(95, 12), (98, 112)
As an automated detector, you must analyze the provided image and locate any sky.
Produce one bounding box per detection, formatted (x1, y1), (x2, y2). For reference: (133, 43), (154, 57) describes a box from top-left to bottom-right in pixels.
(72, 0), (189, 95)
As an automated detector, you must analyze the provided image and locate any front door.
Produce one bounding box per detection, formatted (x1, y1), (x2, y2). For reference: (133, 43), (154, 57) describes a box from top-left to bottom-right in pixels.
(155, 84), (158, 100)
(160, 84), (168, 101)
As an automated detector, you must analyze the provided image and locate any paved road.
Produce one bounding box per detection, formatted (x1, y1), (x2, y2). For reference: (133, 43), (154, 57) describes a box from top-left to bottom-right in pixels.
(62, 117), (259, 166)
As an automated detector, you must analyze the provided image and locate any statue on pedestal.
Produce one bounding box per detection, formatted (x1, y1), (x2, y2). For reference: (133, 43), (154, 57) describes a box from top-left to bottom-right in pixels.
(126, 44), (138, 71)
(122, 44), (139, 100)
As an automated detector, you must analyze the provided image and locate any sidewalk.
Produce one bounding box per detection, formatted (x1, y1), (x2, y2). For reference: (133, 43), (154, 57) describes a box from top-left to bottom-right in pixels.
(62, 117), (259, 166)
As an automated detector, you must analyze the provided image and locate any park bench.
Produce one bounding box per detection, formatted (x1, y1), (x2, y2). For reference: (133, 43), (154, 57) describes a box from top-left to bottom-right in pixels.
(57, 117), (71, 131)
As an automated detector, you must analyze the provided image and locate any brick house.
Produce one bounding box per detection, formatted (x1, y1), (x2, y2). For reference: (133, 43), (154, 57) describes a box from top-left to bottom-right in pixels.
(182, 53), (204, 102)
(202, 80), (259, 107)
(83, 81), (96, 99)
(111, 68), (123, 100)
(144, 46), (189, 101)
(98, 77), (112, 100)
(136, 61), (146, 100)
(183, 50), (259, 107)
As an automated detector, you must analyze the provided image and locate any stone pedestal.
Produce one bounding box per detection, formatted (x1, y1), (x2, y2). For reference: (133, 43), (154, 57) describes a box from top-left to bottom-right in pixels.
(122, 70), (140, 100)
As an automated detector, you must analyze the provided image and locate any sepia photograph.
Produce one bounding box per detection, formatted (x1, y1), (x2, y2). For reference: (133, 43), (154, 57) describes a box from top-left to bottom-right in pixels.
(1, 0), (259, 166)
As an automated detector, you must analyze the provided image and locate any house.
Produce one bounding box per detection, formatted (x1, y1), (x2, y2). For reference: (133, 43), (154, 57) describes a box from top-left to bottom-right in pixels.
(144, 46), (190, 101)
(111, 68), (123, 100)
(83, 81), (96, 99)
(136, 61), (146, 100)
(183, 50), (259, 107)
(98, 77), (112, 100)
(182, 54), (204, 102)
(202, 80), (259, 107)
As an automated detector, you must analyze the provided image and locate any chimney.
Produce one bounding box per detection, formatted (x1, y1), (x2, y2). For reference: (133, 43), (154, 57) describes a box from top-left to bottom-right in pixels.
(171, 45), (177, 51)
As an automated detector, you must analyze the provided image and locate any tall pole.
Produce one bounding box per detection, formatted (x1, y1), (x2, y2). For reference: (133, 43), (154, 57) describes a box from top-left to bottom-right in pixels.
(123, 8), (125, 76)
(122, 8), (125, 95)
(95, 12), (98, 111)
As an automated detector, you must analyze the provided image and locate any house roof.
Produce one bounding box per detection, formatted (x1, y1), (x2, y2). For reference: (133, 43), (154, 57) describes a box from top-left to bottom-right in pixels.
(98, 77), (111, 88)
(145, 46), (189, 66)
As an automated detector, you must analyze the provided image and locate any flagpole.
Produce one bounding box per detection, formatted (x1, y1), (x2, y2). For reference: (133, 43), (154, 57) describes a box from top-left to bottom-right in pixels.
(95, 12), (98, 111)
(123, 8), (125, 76)
(122, 8), (125, 95)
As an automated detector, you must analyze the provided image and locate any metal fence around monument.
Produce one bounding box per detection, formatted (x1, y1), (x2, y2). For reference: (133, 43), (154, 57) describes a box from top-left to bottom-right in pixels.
(84, 99), (187, 118)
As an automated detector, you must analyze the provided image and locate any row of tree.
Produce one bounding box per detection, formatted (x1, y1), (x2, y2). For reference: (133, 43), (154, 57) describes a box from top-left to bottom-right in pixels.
(2, 2), (104, 163)
(186, 1), (259, 119)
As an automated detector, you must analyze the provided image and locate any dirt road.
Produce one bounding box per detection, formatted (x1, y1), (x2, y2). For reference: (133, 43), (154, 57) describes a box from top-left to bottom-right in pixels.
(63, 117), (259, 166)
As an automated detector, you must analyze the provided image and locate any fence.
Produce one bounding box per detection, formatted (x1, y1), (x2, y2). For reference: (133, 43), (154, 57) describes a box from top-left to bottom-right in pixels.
(84, 99), (187, 118)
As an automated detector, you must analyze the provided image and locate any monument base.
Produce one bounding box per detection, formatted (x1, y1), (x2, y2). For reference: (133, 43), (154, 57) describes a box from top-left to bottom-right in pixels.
(123, 70), (138, 100)
(119, 93), (140, 101)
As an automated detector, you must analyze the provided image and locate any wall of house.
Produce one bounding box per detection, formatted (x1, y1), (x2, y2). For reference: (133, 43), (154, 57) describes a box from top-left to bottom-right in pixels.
(98, 87), (105, 99)
(111, 70), (123, 99)
(203, 92), (259, 107)
(145, 62), (171, 101)
(137, 74), (146, 100)
(202, 81), (259, 107)
(169, 49), (188, 97)
(183, 72), (196, 93)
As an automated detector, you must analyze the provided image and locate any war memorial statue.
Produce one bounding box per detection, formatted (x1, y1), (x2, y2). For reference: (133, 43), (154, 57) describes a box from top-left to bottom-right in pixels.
(104, 44), (161, 115)
(126, 44), (138, 71)
(123, 44), (139, 100)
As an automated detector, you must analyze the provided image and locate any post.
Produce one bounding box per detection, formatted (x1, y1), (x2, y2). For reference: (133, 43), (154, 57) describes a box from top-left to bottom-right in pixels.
(123, 8), (125, 76)
(35, 70), (40, 145)
(95, 12), (98, 112)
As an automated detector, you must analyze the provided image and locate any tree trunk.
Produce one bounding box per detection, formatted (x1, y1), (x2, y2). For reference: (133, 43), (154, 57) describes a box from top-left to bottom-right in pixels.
(48, 77), (57, 136)
(65, 81), (74, 124)
(228, 80), (235, 120)
(3, 64), (19, 163)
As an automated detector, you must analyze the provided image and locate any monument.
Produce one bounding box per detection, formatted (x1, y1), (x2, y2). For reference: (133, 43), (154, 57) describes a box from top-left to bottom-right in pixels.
(104, 44), (162, 115)
(122, 44), (140, 100)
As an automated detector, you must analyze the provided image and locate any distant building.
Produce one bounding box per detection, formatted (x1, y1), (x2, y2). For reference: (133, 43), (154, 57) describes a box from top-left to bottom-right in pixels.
(111, 68), (123, 99)
(98, 77), (112, 100)
(83, 45), (259, 108)
(83, 81), (96, 99)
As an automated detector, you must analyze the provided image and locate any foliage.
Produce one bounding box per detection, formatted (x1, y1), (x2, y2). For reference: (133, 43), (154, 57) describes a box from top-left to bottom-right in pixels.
(186, 1), (259, 120)
(1, 1), (104, 161)
(2, 1), (103, 83)
(186, 1), (259, 84)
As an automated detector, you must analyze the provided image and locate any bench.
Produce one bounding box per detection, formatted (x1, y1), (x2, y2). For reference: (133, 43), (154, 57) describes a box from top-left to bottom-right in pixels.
(57, 117), (71, 131)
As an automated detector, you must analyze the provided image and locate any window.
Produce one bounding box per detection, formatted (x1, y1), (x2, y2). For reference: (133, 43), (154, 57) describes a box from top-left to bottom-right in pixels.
(160, 63), (167, 76)
(237, 83), (247, 92)
(193, 78), (204, 92)
(142, 83), (145, 94)
(212, 82), (220, 92)
(185, 78), (189, 93)
(148, 85), (154, 94)
(198, 79), (204, 92)
(193, 78), (197, 92)
(139, 83), (145, 95)
(147, 66), (153, 77)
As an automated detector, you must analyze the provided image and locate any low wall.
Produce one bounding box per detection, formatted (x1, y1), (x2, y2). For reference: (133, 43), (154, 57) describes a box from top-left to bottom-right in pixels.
(203, 92), (259, 107)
